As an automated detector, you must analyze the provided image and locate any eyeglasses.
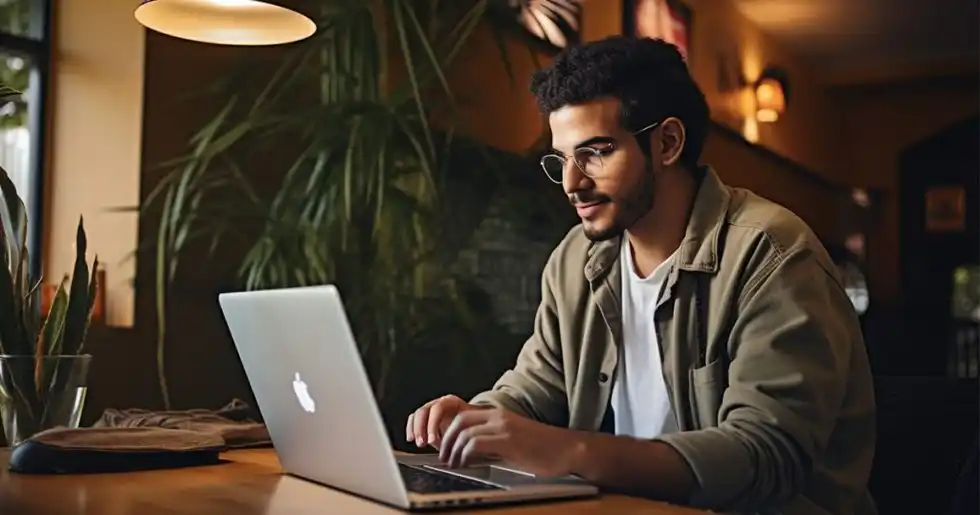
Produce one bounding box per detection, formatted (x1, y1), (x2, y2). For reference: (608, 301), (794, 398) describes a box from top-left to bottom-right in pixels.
(539, 122), (661, 184)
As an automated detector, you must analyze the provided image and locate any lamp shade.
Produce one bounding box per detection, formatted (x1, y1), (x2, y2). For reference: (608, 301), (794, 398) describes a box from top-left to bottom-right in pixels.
(135, 0), (316, 46)
(754, 76), (786, 123)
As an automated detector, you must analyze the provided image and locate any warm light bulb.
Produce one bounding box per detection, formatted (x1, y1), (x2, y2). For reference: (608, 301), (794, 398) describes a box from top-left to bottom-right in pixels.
(742, 116), (759, 143)
(754, 77), (785, 123)
(756, 108), (779, 123)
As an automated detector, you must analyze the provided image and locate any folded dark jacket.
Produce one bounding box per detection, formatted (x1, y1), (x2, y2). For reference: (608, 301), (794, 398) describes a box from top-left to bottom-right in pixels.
(9, 399), (271, 474)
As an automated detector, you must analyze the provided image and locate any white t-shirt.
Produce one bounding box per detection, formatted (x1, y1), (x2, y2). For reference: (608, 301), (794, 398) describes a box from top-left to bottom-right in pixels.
(611, 236), (678, 438)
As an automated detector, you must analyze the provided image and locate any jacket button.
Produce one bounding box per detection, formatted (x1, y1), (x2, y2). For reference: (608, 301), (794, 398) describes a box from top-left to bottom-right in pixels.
(598, 372), (609, 383)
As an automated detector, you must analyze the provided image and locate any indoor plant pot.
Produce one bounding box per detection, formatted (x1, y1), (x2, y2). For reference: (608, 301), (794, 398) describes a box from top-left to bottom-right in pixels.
(0, 354), (92, 445)
(0, 85), (100, 447)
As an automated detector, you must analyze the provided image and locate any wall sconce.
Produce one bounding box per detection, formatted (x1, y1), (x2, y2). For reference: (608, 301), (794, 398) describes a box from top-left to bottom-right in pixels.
(753, 66), (789, 123)
(135, 0), (317, 46)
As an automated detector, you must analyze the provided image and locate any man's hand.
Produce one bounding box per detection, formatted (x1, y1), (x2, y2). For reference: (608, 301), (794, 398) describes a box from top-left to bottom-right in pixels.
(437, 407), (582, 477)
(416, 403), (696, 502)
(405, 395), (487, 449)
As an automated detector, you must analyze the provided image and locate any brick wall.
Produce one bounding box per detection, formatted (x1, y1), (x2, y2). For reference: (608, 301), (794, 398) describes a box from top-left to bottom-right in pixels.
(455, 200), (555, 335)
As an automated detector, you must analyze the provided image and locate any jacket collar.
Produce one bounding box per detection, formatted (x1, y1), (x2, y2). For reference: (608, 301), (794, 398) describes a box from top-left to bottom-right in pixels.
(584, 165), (731, 282)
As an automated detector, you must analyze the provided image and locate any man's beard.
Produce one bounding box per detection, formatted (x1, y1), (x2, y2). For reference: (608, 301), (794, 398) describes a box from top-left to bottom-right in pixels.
(582, 168), (655, 242)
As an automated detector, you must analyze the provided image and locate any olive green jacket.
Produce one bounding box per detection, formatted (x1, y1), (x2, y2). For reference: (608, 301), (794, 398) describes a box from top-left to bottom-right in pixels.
(470, 167), (877, 515)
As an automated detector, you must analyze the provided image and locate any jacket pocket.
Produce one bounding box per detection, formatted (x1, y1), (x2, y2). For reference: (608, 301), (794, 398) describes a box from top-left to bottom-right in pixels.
(689, 357), (726, 428)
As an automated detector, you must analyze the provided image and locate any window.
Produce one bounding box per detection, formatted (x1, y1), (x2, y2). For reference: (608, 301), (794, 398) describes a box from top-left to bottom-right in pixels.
(950, 265), (979, 378)
(0, 0), (35, 38)
(0, 52), (32, 204)
(952, 265), (980, 322)
(0, 0), (50, 278)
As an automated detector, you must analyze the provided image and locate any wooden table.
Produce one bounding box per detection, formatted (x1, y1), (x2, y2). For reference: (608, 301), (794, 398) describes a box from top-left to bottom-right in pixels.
(0, 448), (706, 514)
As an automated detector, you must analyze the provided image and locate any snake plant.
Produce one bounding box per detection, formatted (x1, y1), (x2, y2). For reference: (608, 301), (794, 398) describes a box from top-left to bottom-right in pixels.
(0, 85), (100, 432)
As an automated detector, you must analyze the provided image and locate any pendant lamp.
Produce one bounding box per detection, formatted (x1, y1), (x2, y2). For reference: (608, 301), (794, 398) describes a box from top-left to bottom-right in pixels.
(135, 0), (316, 46)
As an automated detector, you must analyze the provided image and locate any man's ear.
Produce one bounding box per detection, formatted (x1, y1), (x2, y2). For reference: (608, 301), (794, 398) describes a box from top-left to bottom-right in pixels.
(659, 117), (687, 167)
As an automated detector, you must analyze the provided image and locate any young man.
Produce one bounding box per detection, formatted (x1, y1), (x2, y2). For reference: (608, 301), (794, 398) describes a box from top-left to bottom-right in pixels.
(405, 36), (877, 514)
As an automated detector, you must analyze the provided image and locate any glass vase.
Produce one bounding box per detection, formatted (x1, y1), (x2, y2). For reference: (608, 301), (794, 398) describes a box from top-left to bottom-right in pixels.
(0, 355), (92, 446)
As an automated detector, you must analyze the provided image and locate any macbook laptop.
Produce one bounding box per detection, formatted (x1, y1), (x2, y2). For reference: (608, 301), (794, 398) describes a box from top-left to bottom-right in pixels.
(218, 285), (598, 510)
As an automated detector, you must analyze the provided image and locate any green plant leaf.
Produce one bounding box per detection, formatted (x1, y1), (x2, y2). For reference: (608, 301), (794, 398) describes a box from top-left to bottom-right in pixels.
(403, 0), (456, 108)
(391, 0), (436, 162)
(0, 164), (28, 345)
(0, 85), (21, 100)
(78, 256), (99, 355)
(34, 276), (69, 392)
(38, 276), (69, 354)
(0, 163), (27, 269)
(0, 207), (40, 423)
(59, 217), (91, 357)
(22, 275), (42, 348)
(0, 210), (27, 357)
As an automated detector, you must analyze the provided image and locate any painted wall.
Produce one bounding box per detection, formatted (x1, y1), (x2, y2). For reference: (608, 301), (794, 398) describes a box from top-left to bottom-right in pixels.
(44, 0), (145, 327)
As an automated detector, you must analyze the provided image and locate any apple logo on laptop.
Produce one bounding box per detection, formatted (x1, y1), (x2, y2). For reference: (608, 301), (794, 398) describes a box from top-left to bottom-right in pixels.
(292, 372), (316, 413)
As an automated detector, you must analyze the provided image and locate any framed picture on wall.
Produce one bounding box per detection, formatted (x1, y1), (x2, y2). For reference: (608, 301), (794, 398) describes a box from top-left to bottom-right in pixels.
(623, 0), (694, 62)
(925, 186), (967, 232)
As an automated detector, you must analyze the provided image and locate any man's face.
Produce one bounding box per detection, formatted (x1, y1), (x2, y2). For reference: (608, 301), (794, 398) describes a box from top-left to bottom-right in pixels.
(547, 98), (657, 241)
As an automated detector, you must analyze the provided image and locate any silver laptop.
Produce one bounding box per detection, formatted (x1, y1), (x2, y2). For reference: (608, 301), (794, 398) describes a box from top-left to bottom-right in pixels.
(218, 285), (598, 510)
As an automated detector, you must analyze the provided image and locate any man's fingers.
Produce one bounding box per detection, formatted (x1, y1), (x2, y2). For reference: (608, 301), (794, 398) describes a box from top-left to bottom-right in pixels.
(439, 410), (492, 463)
(425, 402), (444, 446)
(412, 406), (431, 448)
(426, 399), (457, 447)
(450, 431), (505, 469)
(434, 416), (456, 449)
(405, 413), (415, 442)
(407, 396), (467, 449)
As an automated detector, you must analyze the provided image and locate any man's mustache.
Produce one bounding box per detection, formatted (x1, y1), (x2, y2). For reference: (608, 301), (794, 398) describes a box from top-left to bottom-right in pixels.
(569, 191), (611, 206)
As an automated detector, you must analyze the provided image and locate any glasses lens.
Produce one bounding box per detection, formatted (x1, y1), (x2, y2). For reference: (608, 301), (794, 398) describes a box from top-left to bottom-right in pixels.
(574, 148), (603, 177)
(541, 155), (564, 183)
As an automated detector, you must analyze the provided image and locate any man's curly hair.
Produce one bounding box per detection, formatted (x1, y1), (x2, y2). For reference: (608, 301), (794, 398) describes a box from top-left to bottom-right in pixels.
(530, 36), (709, 167)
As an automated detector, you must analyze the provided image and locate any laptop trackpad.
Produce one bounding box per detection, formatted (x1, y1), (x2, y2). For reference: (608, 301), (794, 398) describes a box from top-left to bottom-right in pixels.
(423, 464), (576, 487)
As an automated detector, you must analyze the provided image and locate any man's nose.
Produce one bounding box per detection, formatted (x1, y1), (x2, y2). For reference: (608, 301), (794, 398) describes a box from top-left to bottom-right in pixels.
(562, 161), (593, 195)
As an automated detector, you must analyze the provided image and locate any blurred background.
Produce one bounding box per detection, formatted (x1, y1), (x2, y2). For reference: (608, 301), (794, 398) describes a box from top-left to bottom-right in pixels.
(0, 0), (976, 512)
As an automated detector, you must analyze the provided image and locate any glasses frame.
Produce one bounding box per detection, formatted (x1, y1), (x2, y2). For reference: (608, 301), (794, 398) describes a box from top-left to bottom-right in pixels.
(539, 122), (661, 184)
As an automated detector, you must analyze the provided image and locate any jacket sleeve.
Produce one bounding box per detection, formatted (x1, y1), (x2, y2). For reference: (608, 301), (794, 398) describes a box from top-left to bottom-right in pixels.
(469, 251), (568, 427)
(654, 244), (860, 511)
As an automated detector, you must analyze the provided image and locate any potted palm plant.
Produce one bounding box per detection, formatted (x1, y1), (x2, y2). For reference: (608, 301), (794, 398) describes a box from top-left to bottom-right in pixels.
(140, 0), (567, 411)
(0, 85), (100, 446)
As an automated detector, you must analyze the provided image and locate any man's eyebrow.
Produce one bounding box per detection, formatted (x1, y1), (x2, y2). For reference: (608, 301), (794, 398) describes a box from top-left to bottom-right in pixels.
(549, 135), (617, 156)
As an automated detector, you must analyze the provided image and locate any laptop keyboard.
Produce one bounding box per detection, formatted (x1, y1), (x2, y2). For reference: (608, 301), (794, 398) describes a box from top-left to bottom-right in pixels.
(398, 463), (504, 493)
